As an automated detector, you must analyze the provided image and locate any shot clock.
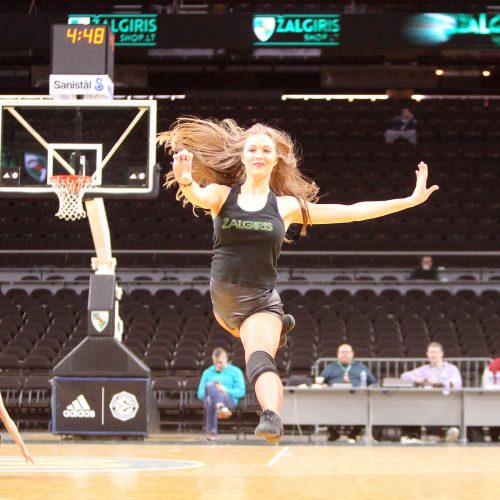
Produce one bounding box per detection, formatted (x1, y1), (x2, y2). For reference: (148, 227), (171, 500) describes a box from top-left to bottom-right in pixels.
(51, 24), (114, 78)
(65, 26), (107, 45)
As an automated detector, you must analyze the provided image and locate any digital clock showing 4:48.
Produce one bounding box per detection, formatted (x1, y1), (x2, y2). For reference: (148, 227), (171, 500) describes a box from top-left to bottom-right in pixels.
(51, 24), (114, 77)
(65, 26), (108, 45)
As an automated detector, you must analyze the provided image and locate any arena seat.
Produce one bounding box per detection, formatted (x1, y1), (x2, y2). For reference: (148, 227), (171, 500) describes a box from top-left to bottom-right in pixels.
(0, 355), (22, 372)
(180, 376), (205, 429)
(0, 375), (22, 420)
(153, 376), (183, 430)
(143, 355), (168, 377)
(23, 355), (52, 375)
(19, 375), (52, 430)
(170, 356), (200, 376)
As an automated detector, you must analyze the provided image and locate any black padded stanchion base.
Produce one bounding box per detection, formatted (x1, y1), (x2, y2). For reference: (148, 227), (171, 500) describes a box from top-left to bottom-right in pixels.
(52, 336), (150, 377)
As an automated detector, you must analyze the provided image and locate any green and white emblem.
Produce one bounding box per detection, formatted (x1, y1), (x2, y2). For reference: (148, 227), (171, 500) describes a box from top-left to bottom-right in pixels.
(91, 310), (109, 333)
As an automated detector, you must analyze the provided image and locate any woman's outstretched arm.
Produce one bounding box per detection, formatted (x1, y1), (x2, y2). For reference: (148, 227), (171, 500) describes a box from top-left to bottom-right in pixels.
(171, 149), (228, 211)
(286, 162), (438, 225)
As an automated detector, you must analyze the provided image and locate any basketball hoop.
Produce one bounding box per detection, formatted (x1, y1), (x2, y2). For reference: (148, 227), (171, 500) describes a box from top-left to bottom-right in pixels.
(50, 175), (95, 221)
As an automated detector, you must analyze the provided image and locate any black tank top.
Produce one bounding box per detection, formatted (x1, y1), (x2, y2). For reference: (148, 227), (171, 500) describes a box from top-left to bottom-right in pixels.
(211, 186), (286, 289)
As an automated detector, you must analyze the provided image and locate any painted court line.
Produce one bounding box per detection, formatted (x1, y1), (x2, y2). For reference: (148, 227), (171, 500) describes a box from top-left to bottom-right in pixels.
(267, 446), (289, 467)
(0, 456), (205, 473)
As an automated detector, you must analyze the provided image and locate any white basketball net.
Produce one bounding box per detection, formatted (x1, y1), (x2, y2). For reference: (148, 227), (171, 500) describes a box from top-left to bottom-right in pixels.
(50, 176), (95, 221)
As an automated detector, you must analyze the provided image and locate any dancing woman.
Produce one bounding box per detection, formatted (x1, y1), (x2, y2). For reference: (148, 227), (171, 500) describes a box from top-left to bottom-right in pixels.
(158, 118), (438, 443)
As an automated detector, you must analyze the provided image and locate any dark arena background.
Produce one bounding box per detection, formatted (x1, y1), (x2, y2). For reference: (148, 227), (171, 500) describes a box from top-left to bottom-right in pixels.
(0, 1), (500, 499)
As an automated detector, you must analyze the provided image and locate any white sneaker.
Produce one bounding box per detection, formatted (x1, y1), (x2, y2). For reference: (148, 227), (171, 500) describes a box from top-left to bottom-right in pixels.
(216, 405), (232, 419)
(445, 427), (460, 443)
(336, 435), (356, 444)
(400, 436), (423, 445)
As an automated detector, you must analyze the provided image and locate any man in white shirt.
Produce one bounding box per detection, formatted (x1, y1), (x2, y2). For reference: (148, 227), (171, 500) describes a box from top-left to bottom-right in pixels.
(401, 342), (462, 442)
(401, 342), (462, 389)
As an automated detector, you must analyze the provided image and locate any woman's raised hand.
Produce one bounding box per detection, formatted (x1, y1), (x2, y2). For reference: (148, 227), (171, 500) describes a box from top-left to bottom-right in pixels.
(172, 149), (193, 185)
(409, 162), (439, 205)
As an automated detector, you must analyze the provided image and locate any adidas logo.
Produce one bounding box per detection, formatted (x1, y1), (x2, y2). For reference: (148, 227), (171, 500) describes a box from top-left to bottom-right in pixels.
(63, 395), (96, 418)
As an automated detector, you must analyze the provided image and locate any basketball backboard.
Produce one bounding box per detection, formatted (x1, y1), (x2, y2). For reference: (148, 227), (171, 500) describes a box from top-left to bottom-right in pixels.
(0, 98), (157, 197)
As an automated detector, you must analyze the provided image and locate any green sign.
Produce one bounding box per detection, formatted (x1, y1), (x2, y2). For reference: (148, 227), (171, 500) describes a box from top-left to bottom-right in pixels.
(253, 14), (341, 46)
(68, 14), (157, 46)
(405, 13), (500, 46)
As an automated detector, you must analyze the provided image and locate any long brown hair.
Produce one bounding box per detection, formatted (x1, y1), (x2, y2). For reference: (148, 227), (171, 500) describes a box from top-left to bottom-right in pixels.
(157, 117), (319, 236)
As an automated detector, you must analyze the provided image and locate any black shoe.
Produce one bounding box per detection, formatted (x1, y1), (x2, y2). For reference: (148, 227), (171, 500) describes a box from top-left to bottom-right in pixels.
(265, 421), (284, 444)
(279, 314), (295, 349)
(255, 409), (283, 443)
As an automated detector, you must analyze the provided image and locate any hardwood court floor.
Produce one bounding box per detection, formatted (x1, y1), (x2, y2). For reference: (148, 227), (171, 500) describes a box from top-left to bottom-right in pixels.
(1, 440), (500, 500)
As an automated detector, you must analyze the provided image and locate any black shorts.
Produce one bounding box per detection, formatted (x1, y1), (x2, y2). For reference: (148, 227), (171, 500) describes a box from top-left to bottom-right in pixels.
(209, 277), (284, 331)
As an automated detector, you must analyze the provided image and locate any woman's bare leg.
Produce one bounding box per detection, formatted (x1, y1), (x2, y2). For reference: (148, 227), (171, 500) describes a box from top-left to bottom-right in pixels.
(239, 312), (282, 413)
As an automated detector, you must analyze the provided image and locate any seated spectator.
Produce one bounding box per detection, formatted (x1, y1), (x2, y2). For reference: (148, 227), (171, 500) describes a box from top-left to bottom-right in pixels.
(385, 108), (417, 145)
(321, 344), (377, 443)
(401, 342), (462, 442)
(401, 342), (462, 389)
(482, 357), (500, 442)
(321, 344), (377, 387)
(197, 347), (245, 441)
(409, 255), (439, 281)
(482, 357), (500, 389)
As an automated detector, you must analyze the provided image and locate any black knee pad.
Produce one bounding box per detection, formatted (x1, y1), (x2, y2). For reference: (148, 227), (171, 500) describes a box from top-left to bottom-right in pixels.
(246, 350), (278, 386)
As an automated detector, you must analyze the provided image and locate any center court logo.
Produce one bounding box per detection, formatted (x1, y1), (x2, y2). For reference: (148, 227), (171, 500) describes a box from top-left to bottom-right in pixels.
(63, 395), (96, 418)
(253, 16), (276, 42)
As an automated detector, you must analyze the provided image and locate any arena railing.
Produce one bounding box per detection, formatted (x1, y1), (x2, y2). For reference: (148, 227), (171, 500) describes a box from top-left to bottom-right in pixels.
(312, 358), (491, 388)
(1, 265), (499, 295)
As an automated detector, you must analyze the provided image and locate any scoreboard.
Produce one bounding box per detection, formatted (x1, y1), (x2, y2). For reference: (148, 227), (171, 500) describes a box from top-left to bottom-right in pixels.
(50, 24), (114, 98)
(51, 24), (114, 78)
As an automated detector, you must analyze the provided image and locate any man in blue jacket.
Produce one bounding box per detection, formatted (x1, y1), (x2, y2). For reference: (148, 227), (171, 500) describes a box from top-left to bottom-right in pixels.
(197, 347), (246, 441)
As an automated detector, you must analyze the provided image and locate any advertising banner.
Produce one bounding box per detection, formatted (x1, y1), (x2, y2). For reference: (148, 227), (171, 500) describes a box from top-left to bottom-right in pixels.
(52, 377), (150, 435)
(2, 13), (499, 51)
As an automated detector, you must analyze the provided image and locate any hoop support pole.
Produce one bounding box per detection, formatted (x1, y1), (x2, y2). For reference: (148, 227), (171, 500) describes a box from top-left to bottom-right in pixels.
(85, 197), (116, 274)
(85, 197), (123, 341)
